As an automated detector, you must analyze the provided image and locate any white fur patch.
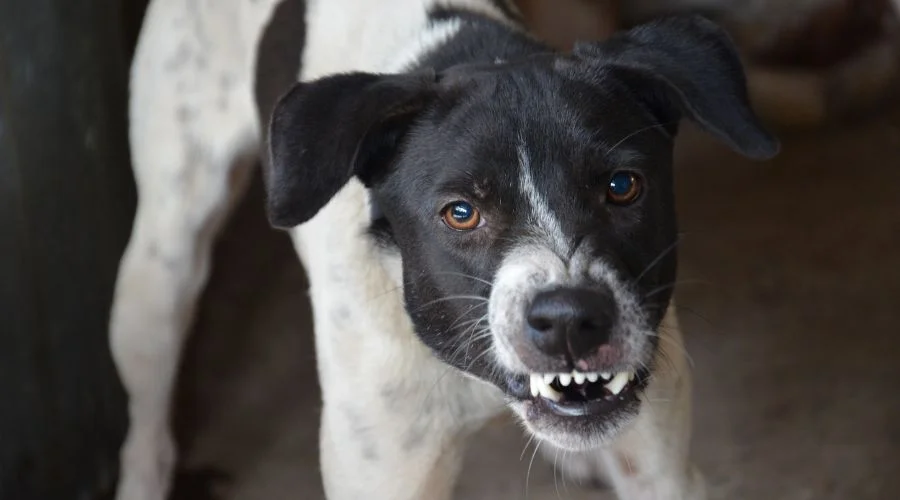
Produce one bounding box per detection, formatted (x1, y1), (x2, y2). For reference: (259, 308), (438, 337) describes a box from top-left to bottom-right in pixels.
(516, 140), (569, 254)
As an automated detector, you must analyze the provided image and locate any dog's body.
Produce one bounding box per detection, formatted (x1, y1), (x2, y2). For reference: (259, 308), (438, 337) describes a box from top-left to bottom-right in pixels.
(111, 1), (777, 499)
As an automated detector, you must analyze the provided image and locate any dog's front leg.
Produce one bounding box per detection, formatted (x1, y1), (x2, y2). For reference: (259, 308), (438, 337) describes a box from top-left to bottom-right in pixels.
(552, 307), (706, 500)
(318, 398), (465, 500)
(310, 311), (504, 500)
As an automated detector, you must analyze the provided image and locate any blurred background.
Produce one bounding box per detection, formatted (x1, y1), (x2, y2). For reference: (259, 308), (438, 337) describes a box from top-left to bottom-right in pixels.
(1, 0), (898, 499)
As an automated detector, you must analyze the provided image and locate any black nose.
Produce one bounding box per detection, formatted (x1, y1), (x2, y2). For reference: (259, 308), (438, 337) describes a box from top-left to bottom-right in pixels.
(526, 287), (618, 361)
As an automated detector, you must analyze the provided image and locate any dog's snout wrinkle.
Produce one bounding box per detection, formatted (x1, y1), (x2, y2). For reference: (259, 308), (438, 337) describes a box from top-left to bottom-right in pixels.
(526, 287), (618, 363)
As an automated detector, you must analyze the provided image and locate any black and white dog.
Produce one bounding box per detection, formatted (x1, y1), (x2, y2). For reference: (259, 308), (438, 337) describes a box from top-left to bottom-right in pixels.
(110, 0), (778, 499)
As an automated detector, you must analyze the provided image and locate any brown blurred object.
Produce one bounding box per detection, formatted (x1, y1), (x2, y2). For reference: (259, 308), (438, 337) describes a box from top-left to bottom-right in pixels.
(734, 0), (889, 68)
(515, 0), (619, 49)
(516, 0), (900, 129)
(727, 0), (900, 128)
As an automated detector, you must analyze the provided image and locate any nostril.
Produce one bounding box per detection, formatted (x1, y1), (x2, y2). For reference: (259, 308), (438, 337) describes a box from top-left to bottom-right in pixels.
(527, 316), (555, 333)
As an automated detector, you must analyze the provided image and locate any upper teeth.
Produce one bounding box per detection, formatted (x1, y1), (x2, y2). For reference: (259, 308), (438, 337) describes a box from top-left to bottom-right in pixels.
(529, 370), (635, 401)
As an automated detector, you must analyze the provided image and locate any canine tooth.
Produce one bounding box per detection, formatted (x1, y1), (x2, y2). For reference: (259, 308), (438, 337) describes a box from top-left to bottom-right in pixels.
(530, 374), (541, 397)
(585, 373), (599, 383)
(558, 373), (572, 386)
(538, 381), (563, 402)
(572, 372), (586, 385)
(628, 371), (636, 382)
(605, 371), (631, 395)
(543, 373), (555, 385)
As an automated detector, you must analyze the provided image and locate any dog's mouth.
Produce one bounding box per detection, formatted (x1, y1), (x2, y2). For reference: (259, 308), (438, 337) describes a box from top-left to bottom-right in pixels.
(512, 368), (648, 418)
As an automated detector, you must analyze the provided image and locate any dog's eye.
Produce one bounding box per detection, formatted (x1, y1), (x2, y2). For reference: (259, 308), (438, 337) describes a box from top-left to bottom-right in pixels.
(607, 171), (642, 205)
(441, 201), (482, 231)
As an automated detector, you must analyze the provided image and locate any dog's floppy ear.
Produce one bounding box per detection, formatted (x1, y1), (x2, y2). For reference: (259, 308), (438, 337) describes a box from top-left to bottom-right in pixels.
(572, 15), (779, 159)
(265, 71), (437, 228)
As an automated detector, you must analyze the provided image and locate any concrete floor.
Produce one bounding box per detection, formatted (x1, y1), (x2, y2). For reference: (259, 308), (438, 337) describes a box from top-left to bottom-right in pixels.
(170, 107), (900, 500)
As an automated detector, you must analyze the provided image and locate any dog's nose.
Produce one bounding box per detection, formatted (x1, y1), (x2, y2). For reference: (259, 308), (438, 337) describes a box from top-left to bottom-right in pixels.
(526, 287), (617, 361)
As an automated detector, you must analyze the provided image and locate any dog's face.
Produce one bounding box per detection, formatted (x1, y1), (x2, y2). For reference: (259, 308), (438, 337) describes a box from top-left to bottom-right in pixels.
(266, 16), (778, 450)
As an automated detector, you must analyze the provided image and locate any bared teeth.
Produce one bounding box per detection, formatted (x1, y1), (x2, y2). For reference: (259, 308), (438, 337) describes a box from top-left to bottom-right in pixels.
(604, 371), (631, 396)
(529, 370), (637, 401)
(530, 374), (562, 401)
(538, 381), (562, 401)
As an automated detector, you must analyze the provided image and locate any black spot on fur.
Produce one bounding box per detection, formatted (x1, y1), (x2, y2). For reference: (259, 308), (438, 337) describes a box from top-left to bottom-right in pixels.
(176, 105), (196, 123)
(343, 406), (379, 461)
(164, 42), (193, 72)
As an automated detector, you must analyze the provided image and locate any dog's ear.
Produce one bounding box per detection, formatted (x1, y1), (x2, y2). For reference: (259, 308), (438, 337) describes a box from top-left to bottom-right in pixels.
(572, 15), (779, 159)
(265, 71), (438, 228)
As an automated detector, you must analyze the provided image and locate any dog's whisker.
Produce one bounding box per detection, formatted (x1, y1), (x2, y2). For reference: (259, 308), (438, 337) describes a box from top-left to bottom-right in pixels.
(640, 279), (711, 303)
(462, 347), (493, 373)
(447, 302), (489, 331)
(520, 434), (536, 461)
(457, 333), (488, 368)
(415, 365), (458, 427)
(644, 342), (680, 377)
(604, 120), (679, 157)
(453, 312), (490, 332)
(525, 439), (543, 499)
(632, 237), (682, 286)
(672, 305), (717, 329)
(369, 283), (404, 300)
(654, 327), (696, 369)
(462, 330), (492, 367)
(553, 447), (562, 500)
(431, 271), (495, 287)
(443, 314), (491, 366)
(413, 295), (489, 312)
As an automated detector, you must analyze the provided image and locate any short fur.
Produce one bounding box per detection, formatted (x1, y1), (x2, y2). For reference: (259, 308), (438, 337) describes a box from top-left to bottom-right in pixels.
(110, 1), (777, 499)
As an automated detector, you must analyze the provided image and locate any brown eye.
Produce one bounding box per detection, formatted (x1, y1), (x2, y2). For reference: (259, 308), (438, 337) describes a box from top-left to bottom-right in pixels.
(441, 201), (481, 231)
(607, 171), (642, 205)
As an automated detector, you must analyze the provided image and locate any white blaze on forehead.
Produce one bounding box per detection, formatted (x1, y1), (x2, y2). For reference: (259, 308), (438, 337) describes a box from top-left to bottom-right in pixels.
(516, 139), (569, 254)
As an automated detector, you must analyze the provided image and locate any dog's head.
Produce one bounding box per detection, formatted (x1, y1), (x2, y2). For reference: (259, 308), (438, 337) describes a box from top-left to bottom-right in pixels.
(266, 16), (777, 450)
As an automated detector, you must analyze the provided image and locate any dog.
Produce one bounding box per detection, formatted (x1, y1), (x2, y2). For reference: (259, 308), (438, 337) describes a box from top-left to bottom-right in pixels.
(109, 1), (778, 499)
